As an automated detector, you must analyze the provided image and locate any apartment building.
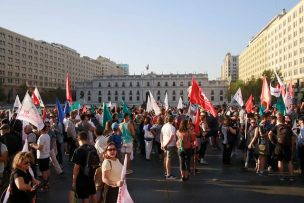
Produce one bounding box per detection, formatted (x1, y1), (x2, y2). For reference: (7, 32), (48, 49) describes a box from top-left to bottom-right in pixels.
(0, 27), (125, 99)
(239, 1), (304, 98)
(220, 53), (239, 82)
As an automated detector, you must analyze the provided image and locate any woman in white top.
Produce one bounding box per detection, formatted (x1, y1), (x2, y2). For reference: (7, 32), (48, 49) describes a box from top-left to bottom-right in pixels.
(102, 142), (123, 203)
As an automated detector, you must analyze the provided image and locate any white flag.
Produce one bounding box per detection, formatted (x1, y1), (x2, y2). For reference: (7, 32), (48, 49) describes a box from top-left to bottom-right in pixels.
(164, 92), (169, 111)
(16, 92), (44, 130)
(146, 95), (152, 112)
(270, 83), (281, 97)
(34, 87), (45, 107)
(177, 96), (183, 109)
(233, 88), (244, 106)
(149, 91), (161, 115)
(13, 95), (22, 111)
(274, 69), (284, 86)
(117, 154), (134, 203)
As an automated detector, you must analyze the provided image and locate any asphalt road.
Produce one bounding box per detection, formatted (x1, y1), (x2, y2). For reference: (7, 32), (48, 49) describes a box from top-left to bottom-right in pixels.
(38, 148), (304, 203)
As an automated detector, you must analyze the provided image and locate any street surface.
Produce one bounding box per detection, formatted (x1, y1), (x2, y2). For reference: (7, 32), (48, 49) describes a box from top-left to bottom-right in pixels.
(38, 149), (304, 203)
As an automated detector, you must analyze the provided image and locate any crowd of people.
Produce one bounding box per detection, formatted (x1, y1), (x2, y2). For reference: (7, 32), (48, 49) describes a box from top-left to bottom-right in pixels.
(0, 100), (303, 203)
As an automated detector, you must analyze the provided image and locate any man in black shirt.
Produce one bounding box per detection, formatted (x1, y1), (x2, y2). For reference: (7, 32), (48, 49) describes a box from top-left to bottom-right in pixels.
(71, 131), (97, 203)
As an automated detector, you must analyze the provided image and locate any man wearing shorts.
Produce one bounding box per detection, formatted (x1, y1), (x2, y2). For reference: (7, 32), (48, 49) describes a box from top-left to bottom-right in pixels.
(119, 113), (135, 174)
(160, 115), (177, 179)
(30, 124), (51, 191)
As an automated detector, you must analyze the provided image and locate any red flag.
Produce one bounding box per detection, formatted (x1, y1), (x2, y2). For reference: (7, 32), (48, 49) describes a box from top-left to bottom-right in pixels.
(194, 108), (200, 134)
(188, 78), (201, 105)
(260, 76), (271, 110)
(289, 79), (293, 98)
(32, 91), (40, 106)
(66, 72), (73, 103)
(42, 107), (47, 121)
(245, 95), (253, 113)
(82, 105), (87, 113)
(188, 78), (217, 117)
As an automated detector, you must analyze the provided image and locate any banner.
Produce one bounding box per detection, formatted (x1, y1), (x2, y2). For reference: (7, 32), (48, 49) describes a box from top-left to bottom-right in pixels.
(117, 154), (134, 203)
(232, 88), (244, 106)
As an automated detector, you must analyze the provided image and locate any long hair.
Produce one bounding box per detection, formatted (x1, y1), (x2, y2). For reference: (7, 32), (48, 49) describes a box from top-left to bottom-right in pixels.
(102, 142), (117, 160)
(179, 119), (188, 133)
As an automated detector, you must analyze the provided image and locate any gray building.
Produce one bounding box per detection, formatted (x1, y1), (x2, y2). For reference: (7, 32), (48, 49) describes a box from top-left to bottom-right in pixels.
(221, 53), (239, 82)
(76, 73), (228, 106)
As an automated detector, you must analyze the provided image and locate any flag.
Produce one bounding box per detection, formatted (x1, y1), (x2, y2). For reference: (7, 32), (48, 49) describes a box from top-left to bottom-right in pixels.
(117, 154), (134, 203)
(177, 96), (183, 109)
(188, 78), (201, 105)
(232, 88), (244, 106)
(194, 108), (200, 134)
(260, 76), (271, 110)
(64, 101), (70, 115)
(34, 87), (45, 107)
(245, 95), (253, 113)
(90, 105), (95, 114)
(66, 72), (73, 103)
(259, 105), (265, 116)
(146, 64), (149, 71)
(149, 91), (161, 115)
(146, 95), (152, 112)
(289, 79), (293, 98)
(32, 91), (40, 106)
(82, 105), (87, 113)
(270, 83), (281, 97)
(122, 100), (131, 115)
(17, 92), (44, 130)
(70, 101), (80, 111)
(274, 69), (284, 86)
(275, 94), (286, 115)
(42, 107), (47, 122)
(13, 95), (22, 112)
(164, 92), (169, 111)
(102, 102), (112, 128)
(188, 78), (217, 117)
(56, 99), (64, 124)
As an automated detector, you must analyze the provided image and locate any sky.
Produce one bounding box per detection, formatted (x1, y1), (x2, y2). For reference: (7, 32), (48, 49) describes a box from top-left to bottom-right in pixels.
(0, 0), (300, 79)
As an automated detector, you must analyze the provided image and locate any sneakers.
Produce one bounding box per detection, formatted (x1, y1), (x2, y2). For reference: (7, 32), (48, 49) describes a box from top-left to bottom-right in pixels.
(126, 170), (133, 175)
(166, 175), (177, 180)
(200, 159), (208, 165)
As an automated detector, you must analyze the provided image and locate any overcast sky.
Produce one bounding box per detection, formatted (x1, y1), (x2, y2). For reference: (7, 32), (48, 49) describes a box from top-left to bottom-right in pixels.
(0, 0), (300, 79)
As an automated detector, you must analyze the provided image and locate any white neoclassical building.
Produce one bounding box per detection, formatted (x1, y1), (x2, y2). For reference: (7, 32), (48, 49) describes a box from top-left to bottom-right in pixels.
(76, 73), (229, 107)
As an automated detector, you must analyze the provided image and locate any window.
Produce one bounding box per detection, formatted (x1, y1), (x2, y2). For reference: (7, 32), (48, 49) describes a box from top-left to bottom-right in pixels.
(165, 82), (168, 86)
(180, 82), (183, 86)
(115, 82), (118, 87)
(98, 82), (101, 87)
(137, 82), (140, 87)
(108, 90), (111, 95)
(211, 96), (214, 101)
(122, 91), (125, 95)
(88, 91), (91, 95)
(157, 90), (160, 95)
(188, 81), (191, 86)
(88, 96), (91, 101)
(115, 96), (118, 101)
(129, 91), (132, 95)
(147, 82), (150, 87)
(137, 96), (140, 101)
(136, 90), (140, 95)
(108, 82), (111, 87)
(129, 82), (132, 87)
(180, 90), (183, 95)
(129, 96), (132, 101)
(122, 82), (125, 87)
(115, 91), (118, 95)
(98, 91), (101, 95)
(157, 82), (160, 86)
(173, 82), (176, 86)
(108, 97), (111, 101)
(199, 82), (202, 86)
(211, 90), (214, 95)
(172, 96), (176, 101)
(157, 96), (160, 101)
(98, 97), (102, 103)
(220, 90), (223, 95)
(220, 96), (223, 101)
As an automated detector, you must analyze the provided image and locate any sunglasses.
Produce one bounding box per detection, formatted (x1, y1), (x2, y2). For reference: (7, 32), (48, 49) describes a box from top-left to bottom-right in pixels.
(107, 148), (117, 152)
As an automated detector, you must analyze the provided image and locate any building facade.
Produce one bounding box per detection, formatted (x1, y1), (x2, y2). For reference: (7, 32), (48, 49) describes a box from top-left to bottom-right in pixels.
(118, 64), (129, 75)
(76, 73), (228, 106)
(220, 53), (239, 82)
(0, 27), (125, 99)
(239, 1), (304, 98)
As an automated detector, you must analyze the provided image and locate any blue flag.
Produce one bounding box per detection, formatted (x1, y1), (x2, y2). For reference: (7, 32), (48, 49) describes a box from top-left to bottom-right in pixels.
(56, 99), (64, 124)
(64, 101), (70, 115)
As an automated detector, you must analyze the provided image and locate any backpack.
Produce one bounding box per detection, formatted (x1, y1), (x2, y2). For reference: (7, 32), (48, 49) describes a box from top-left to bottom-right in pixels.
(276, 124), (292, 146)
(83, 145), (100, 177)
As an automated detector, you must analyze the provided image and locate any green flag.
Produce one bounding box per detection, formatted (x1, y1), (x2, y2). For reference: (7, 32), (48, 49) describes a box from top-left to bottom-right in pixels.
(122, 100), (131, 115)
(90, 105), (95, 114)
(102, 102), (112, 128)
(70, 101), (80, 111)
(275, 95), (286, 115)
